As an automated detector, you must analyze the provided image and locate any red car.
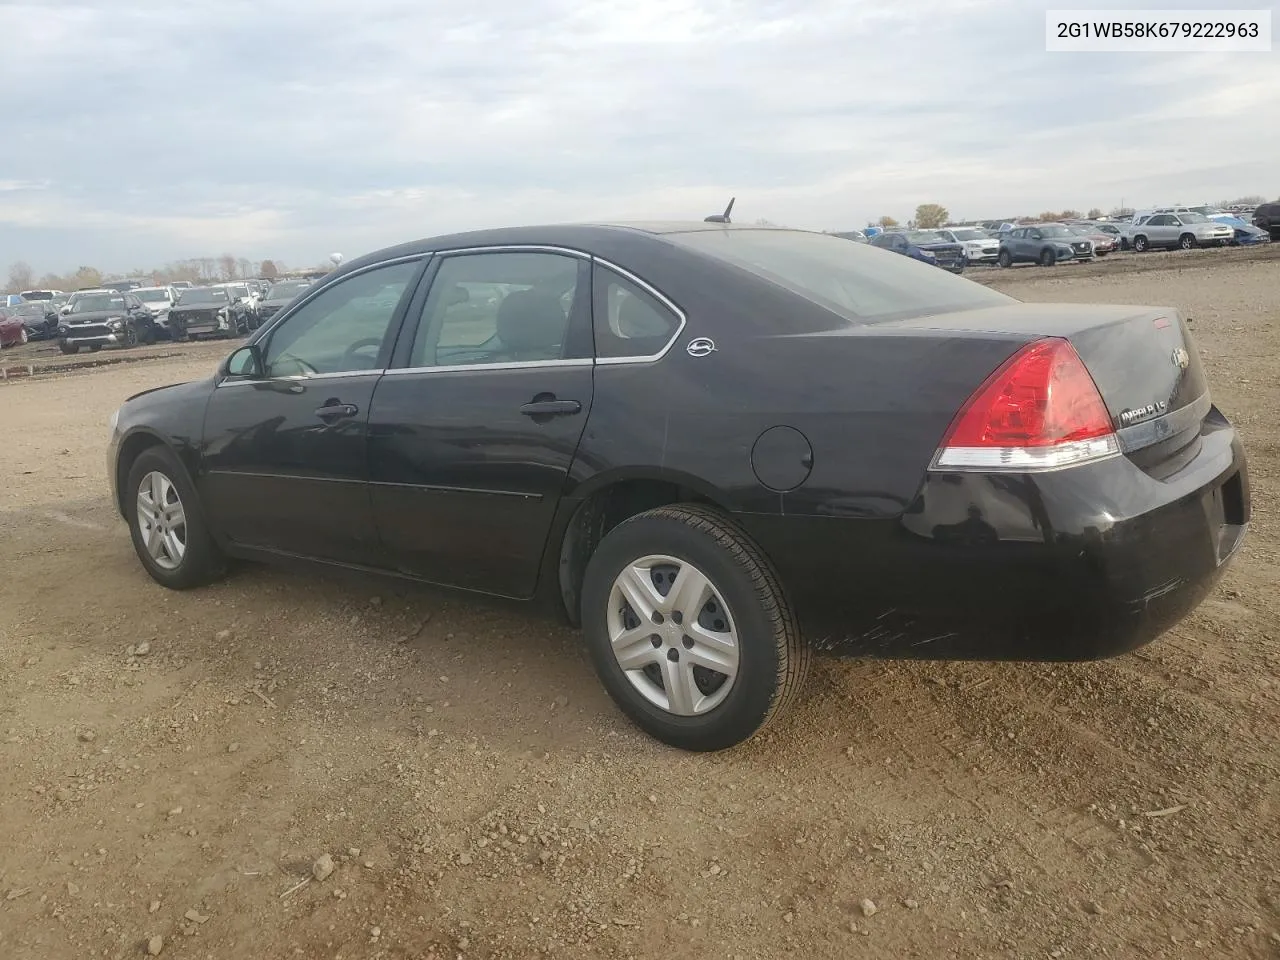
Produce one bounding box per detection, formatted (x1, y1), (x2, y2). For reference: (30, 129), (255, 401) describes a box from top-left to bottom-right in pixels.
(0, 307), (31, 348)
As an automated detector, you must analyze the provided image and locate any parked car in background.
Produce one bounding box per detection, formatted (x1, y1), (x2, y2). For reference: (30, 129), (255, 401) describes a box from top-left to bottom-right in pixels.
(1209, 214), (1269, 245)
(104, 221), (1250, 750)
(168, 286), (251, 340)
(997, 223), (1092, 267)
(4, 294), (25, 308)
(170, 280), (194, 290)
(215, 282), (261, 327)
(19, 288), (63, 301)
(831, 230), (869, 243)
(134, 286), (180, 338)
(1252, 202), (1280, 241)
(1064, 223), (1117, 256)
(256, 278), (313, 324)
(56, 290), (158, 353)
(1127, 212), (1234, 252)
(60, 288), (112, 314)
(937, 226), (1001, 264)
(100, 278), (151, 293)
(11, 299), (60, 340)
(0, 307), (30, 346)
(872, 231), (965, 272)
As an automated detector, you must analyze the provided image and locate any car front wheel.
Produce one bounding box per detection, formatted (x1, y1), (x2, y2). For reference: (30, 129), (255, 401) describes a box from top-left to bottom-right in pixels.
(1179, 233), (1196, 250)
(1133, 235), (1149, 252)
(581, 504), (810, 751)
(1039, 248), (1056, 267)
(997, 250), (1012, 268)
(125, 446), (225, 589)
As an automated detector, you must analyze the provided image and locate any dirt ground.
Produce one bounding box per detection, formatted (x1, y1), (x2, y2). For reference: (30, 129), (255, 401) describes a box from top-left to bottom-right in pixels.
(1, 250), (1277, 960)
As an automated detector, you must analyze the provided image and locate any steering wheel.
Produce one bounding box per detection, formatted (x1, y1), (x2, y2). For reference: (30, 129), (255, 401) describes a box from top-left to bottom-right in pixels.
(341, 338), (383, 370)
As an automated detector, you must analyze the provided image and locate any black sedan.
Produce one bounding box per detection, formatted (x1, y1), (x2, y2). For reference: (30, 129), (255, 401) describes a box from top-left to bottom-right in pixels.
(11, 299), (61, 340)
(106, 223), (1250, 750)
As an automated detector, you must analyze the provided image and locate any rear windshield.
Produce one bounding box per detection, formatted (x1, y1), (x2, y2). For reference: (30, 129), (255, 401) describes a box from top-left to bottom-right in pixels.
(666, 229), (1012, 323)
(177, 288), (229, 304)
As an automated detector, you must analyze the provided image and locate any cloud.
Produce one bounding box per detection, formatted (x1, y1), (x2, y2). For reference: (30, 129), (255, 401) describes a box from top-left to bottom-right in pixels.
(2, 0), (1277, 273)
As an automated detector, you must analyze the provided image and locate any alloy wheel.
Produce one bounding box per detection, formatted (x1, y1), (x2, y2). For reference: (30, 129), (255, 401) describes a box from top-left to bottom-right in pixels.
(136, 471), (187, 571)
(607, 554), (739, 716)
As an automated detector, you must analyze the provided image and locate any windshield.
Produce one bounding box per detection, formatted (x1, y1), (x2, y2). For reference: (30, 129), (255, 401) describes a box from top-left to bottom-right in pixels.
(71, 294), (127, 313)
(14, 302), (50, 316)
(20, 291), (54, 300)
(137, 289), (170, 302)
(1066, 224), (1095, 235)
(267, 280), (311, 299)
(949, 229), (987, 241)
(1178, 212), (1209, 224)
(1038, 225), (1071, 238)
(667, 228), (1012, 324)
(907, 231), (945, 245)
(177, 288), (229, 305)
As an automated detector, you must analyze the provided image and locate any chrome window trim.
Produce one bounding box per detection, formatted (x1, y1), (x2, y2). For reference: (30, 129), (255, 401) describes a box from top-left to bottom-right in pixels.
(427, 244), (590, 259)
(216, 369), (387, 388)
(383, 358), (593, 376)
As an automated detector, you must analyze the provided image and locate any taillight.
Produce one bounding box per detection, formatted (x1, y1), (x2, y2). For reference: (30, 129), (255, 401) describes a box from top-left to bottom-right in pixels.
(932, 338), (1119, 472)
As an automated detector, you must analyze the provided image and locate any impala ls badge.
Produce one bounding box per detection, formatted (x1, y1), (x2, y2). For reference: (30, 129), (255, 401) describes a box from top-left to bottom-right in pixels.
(686, 337), (717, 358)
(1172, 347), (1190, 369)
(1119, 400), (1168, 426)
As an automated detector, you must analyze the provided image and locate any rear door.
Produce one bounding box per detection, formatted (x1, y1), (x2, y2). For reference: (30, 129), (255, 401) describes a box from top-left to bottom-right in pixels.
(366, 249), (594, 598)
(1145, 214), (1175, 246)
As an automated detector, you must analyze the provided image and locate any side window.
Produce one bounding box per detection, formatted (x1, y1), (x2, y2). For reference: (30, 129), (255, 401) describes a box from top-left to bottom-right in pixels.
(261, 259), (418, 378)
(593, 266), (680, 360)
(408, 252), (579, 367)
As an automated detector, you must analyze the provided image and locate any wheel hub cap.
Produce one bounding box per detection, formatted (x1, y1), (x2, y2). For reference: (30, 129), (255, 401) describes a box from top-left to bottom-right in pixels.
(136, 471), (187, 570)
(607, 555), (739, 716)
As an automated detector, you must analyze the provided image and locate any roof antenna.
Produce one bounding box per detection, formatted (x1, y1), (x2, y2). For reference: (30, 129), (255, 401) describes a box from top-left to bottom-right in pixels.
(704, 197), (735, 223)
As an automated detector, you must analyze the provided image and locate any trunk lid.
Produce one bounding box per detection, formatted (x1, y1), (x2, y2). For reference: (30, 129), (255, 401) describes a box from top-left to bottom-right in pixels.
(879, 302), (1210, 459)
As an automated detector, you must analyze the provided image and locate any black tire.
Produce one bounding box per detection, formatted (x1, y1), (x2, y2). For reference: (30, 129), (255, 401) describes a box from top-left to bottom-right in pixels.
(1039, 248), (1056, 267)
(997, 249), (1013, 268)
(59, 341), (79, 355)
(1133, 235), (1149, 252)
(1178, 233), (1196, 250)
(580, 503), (811, 751)
(143, 323), (157, 345)
(124, 445), (225, 590)
(123, 324), (139, 348)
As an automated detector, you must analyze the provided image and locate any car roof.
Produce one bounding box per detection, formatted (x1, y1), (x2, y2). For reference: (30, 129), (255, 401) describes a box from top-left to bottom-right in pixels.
(340, 222), (806, 268)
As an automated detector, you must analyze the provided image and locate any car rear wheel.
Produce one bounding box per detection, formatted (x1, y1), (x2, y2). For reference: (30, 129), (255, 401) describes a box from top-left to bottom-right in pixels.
(59, 342), (79, 355)
(125, 446), (225, 590)
(1133, 235), (1149, 252)
(997, 250), (1012, 268)
(1039, 248), (1056, 267)
(581, 504), (810, 751)
(18, 327), (28, 345)
(1179, 233), (1196, 250)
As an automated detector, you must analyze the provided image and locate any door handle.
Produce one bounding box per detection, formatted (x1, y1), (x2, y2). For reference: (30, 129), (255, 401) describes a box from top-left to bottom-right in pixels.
(314, 402), (359, 420)
(520, 399), (581, 417)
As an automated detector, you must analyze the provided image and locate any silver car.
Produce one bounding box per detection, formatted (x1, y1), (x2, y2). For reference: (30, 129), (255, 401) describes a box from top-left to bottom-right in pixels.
(937, 227), (1001, 264)
(1127, 212), (1234, 252)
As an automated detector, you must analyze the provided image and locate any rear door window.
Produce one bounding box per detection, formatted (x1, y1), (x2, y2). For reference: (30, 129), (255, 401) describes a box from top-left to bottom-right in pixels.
(592, 266), (681, 360)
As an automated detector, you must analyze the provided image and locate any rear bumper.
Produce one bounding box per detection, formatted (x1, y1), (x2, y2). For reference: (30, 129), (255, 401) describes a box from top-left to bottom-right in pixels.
(742, 410), (1249, 661)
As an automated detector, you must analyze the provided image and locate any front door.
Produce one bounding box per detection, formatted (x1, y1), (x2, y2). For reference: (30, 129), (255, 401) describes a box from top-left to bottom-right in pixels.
(201, 258), (425, 565)
(367, 250), (594, 598)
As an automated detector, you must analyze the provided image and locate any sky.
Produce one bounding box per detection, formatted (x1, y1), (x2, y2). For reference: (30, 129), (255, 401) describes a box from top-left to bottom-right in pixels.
(2, 0), (1278, 275)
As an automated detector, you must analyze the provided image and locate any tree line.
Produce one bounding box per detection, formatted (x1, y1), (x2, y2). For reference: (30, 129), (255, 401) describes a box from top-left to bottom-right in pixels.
(3, 255), (332, 295)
